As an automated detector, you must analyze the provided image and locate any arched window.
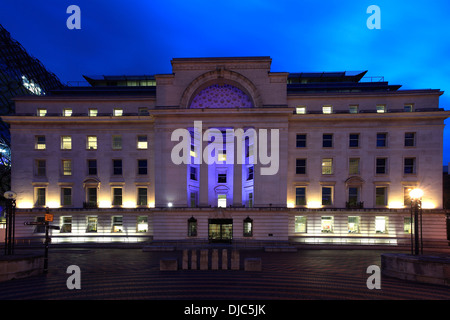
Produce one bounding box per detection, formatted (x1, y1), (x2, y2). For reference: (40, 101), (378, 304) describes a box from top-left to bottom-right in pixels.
(243, 216), (253, 237)
(188, 216), (197, 237)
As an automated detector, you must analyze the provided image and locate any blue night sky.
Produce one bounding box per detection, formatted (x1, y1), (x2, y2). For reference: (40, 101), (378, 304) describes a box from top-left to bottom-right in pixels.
(1, 0), (450, 165)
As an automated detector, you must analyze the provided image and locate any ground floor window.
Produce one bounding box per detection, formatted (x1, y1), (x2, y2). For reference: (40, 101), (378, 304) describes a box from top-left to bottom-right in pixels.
(33, 216), (45, 233)
(60, 216), (72, 233)
(188, 216), (197, 237)
(348, 216), (360, 233)
(243, 217), (253, 237)
(86, 216), (97, 233)
(112, 216), (123, 233)
(294, 216), (307, 233)
(404, 217), (412, 234)
(321, 216), (334, 233)
(375, 216), (388, 233)
(137, 216), (148, 232)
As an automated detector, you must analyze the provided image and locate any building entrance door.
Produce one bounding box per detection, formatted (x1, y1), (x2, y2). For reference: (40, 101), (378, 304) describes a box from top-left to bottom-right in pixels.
(208, 219), (233, 243)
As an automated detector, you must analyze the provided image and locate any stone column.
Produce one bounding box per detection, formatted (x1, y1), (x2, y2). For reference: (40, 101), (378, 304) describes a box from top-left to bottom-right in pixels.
(231, 250), (240, 270)
(200, 249), (208, 270)
(191, 250), (197, 270)
(221, 249), (228, 270)
(211, 249), (218, 270)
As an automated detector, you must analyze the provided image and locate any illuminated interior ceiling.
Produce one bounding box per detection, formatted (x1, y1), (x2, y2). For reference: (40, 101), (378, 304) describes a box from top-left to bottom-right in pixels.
(190, 84), (253, 109)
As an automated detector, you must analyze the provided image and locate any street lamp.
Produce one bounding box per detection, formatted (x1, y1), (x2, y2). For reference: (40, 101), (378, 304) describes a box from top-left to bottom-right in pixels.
(409, 188), (423, 255)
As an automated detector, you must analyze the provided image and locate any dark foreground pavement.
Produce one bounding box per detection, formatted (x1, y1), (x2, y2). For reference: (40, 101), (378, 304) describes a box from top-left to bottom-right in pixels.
(0, 246), (448, 301)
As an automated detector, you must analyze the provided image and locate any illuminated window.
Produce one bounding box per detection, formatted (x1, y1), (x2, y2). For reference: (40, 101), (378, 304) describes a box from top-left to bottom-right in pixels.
(137, 188), (147, 206)
(322, 105), (333, 114)
(63, 108), (72, 117)
(189, 144), (197, 157)
(322, 158), (333, 175)
(217, 194), (227, 208)
(111, 216), (123, 232)
(35, 136), (46, 150)
(404, 217), (412, 234)
(113, 108), (123, 116)
(375, 216), (387, 233)
(349, 158), (360, 175)
(218, 150), (227, 162)
(349, 133), (359, 148)
(243, 217), (253, 237)
(296, 134), (306, 148)
(112, 135), (122, 150)
(35, 160), (46, 176)
(113, 159), (122, 175)
(35, 187), (46, 207)
(294, 216), (307, 233)
(321, 216), (334, 233)
(404, 132), (416, 147)
(61, 136), (72, 150)
(322, 187), (333, 206)
(137, 216), (148, 232)
(37, 108), (47, 117)
(295, 187), (306, 206)
(375, 187), (387, 206)
(60, 216), (72, 233)
(404, 187), (413, 206)
(376, 105), (386, 113)
(62, 160), (72, 176)
(112, 187), (122, 206)
(87, 136), (97, 150)
(404, 158), (416, 174)
(86, 216), (98, 233)
(348, 216), (360, 233)
(137, 135), (147, 149)
(61, 187), (72, 206)
(349, 105), (359, 114)
(89, 108), (98, 117)
(322, 134), (333, 148)
(296, 106), (306, 114)
(138, 159), (147, 175)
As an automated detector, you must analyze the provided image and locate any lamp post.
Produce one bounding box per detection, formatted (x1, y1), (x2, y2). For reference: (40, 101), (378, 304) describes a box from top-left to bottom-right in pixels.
(409, 188), (423, 255)
(3, 191), (17, 255)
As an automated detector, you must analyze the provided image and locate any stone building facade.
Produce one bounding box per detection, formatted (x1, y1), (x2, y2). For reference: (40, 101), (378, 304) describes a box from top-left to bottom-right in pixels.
(4, 56), (449, 245)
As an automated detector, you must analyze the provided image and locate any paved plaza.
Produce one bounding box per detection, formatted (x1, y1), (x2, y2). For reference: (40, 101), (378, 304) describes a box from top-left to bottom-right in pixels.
(0, 246), (449, 301)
